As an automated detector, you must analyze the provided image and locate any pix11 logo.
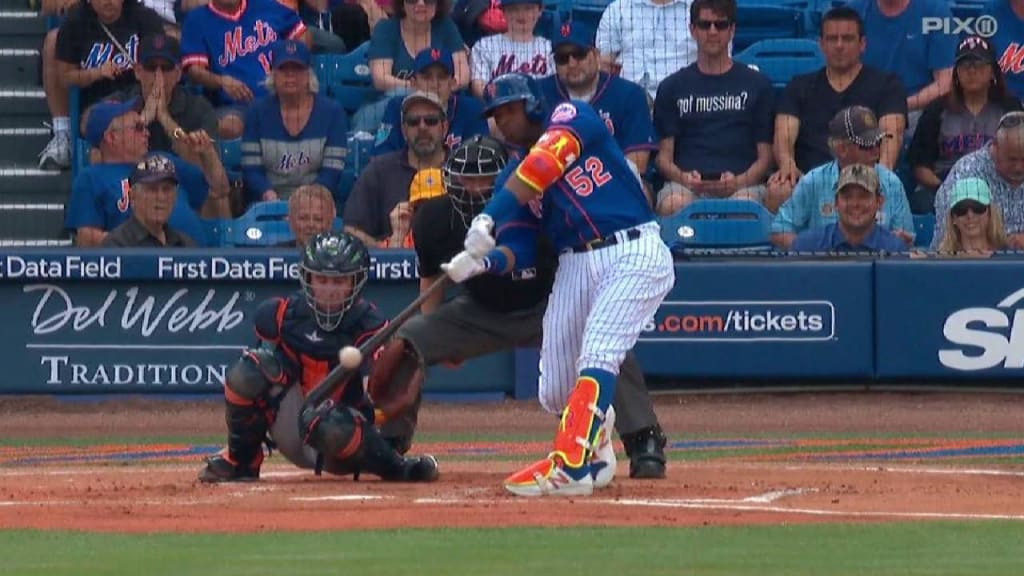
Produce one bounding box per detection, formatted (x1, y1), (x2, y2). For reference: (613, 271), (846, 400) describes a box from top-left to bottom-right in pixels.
(922, 15), (998, 38)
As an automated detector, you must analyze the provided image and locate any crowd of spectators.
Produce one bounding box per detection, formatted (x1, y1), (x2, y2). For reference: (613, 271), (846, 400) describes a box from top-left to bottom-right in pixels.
(35, 0), (1024, 255)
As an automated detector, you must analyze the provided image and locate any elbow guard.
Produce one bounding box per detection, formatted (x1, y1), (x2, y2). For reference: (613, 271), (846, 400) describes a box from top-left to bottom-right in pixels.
(515, 128), (582, 192)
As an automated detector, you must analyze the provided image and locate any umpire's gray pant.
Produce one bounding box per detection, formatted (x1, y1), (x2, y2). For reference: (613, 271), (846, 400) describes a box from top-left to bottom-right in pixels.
(387, 294), (659, 439)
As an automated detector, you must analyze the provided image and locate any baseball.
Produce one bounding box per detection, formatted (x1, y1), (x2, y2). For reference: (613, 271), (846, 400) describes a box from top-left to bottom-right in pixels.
(339, 346), (362, 369)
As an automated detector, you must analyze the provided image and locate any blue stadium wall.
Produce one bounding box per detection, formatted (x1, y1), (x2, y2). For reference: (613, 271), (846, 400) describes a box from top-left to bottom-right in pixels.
(2, 249), (1023, 396)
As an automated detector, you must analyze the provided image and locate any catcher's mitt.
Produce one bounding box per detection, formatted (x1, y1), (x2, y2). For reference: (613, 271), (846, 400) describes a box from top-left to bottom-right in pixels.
(367, 339), (425, 423)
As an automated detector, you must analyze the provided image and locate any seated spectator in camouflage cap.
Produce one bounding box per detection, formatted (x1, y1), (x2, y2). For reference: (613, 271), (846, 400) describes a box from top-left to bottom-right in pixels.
(103, 153), (198, 247)
(790, 163), (907, 253)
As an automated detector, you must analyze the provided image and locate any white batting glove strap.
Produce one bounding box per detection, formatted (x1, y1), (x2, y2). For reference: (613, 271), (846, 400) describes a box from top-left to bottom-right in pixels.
(441, 250), (487, 284)
(464, 214), (496, 258)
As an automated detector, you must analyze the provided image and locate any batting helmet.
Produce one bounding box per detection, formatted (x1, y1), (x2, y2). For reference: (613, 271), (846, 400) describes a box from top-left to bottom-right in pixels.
(482, 73), (546, 123)
(300, 232), (370, 331)
(444, 135), (508, 228)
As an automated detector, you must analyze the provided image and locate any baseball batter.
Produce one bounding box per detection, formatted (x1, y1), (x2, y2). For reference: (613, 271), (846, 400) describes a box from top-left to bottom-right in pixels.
(444, 73), (675, 497)
(372, 135), (670, 482)
(198, 232), (438, 484)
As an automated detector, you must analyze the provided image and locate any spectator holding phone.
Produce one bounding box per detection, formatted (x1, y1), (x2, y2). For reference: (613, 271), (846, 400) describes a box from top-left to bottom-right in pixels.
(652, 0), (774, 216)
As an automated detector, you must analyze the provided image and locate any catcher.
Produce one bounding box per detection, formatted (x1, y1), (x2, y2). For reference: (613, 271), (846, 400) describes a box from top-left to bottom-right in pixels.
(198, 231), (439, 483)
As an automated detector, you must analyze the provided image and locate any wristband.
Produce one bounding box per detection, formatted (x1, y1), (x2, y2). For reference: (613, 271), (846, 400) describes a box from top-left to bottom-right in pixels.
(484, 248), (508, 274)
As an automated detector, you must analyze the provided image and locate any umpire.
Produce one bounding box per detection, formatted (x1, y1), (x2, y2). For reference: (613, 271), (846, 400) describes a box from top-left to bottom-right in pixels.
(374, 135), (668, 479)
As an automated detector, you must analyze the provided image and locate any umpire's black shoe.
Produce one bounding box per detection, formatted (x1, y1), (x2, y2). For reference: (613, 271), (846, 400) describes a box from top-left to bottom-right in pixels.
(197, 455), (260, 483)
(621, 426), (668, 479)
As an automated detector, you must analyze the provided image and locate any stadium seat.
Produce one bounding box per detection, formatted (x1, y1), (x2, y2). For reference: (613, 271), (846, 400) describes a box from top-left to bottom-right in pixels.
(570, 0), (615, 30)
(336, 131), (375, 208)
(220, 200), (344, 247)
(659, 199), (773, 252)
(218, 138), (242, 172)
(734, 38), (824, 88)
(913, 214), (935, 248)
(734, 3), (805, 53)
(314, 42), (379, 115)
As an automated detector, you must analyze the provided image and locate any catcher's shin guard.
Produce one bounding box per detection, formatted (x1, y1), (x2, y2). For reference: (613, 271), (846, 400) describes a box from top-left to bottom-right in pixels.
(198, 401), (268, 482)
(360, 425), (439, 482)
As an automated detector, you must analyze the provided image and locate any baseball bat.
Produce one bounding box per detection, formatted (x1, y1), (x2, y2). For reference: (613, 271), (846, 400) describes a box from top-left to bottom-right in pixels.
(301, 274), (452, 412)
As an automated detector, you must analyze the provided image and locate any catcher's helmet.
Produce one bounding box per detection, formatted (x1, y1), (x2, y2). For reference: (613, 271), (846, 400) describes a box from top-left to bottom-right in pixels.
(443, 135), (508, 228)
(300, 232), (369, 331)
(482, 73), (546, 122)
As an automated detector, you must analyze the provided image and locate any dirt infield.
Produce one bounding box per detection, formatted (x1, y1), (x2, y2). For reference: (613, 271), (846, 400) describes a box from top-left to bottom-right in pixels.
(2, 392), (1024, 533)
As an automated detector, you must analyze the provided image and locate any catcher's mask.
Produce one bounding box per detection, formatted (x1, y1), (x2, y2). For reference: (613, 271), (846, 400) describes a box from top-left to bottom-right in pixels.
(299, 232), (369, 331)
(443, 135), (508, 229)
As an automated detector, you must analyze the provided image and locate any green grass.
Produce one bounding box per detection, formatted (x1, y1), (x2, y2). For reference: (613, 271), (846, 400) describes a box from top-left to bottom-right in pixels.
(2, 523), (1023, 576)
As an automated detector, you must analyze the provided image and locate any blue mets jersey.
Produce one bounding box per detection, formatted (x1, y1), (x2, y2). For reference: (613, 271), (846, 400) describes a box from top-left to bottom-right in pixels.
(181, 0), (306, 105)
(496, 100), (654, 252)
(537, 72), (656, 157)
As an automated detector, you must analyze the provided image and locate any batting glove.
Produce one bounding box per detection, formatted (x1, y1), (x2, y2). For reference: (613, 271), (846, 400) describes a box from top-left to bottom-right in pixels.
(464, 214), (496, 258)
(441, 250), (488, 283)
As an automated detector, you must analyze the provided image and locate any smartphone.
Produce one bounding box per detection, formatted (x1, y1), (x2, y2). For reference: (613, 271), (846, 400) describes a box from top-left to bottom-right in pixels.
(700, 172), (722, 181)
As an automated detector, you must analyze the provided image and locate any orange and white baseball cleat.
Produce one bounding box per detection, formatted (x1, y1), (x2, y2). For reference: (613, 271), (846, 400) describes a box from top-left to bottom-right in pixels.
(503, 455), (594, 497)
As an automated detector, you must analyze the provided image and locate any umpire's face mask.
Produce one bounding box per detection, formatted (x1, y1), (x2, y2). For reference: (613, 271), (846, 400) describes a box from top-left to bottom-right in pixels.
(448, 174), (496, 229)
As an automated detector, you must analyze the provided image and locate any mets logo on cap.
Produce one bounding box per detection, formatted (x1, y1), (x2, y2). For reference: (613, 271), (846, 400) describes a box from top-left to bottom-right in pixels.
(560, 23), (572, 37)
(486, 82), (498, 99)
(153, 35), (165, 49)
(431, 48), (441, 61)
(286, 41), (297, 54)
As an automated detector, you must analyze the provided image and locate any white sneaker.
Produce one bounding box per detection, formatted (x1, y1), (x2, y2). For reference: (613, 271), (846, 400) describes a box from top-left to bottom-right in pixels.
(590, 405), (617, 488)
(38, 130), (71, 170)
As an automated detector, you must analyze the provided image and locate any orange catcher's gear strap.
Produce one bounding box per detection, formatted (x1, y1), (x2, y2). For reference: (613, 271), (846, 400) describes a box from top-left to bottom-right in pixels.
(515, 128), (581, 193)
(551, 376), (603, 469)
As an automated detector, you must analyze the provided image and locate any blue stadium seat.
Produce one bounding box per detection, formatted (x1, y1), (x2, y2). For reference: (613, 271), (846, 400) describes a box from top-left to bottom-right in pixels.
(913, 214), (935, 248)
(659, 199), (773, 251)
(314, 42), (379, 115)
(570, 0), (615, 30)
(734, 3), (805, 53)
(734, 38), (824, 88)
(218, 138), (242, 171)
(336, 131), (375, 207)
(220, 200), (345, 247)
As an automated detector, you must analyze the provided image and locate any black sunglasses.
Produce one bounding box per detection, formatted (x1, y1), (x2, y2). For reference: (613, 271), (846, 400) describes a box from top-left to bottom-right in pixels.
(952, 202), (988, 217)
(553, 46), (590, 65)
(404, 0), (437, 5)
(694, 19), (732, 31)
(143, 62), (175, 72)
(404, 114), (443, 127)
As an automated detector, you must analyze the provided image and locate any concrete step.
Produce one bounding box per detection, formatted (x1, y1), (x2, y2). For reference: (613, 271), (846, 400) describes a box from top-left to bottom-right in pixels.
(0, 47), (41, 87)
(0, 201), (67, 240)
(0, 88), (48, 117)
(0, 124), (50, 165)
(0, 165), (70, 204)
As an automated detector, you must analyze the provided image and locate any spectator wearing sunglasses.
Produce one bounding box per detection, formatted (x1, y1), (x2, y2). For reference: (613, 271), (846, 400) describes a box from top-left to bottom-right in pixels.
(344, 91), (450, 247)
(66, 100), (231, 247)
(241, 39), (349, 205)
(935, 177), (1008, 256)
(652, 0), (774, 216)
(931, 111), (1024, 251)
(790, 163), (907, 253)
(771, 106), (914, 250)
(373, 48), (488, 157)
(538, 22), (656, 200)
(907, 36), (1021, 215)
(105, 34), (219, 165)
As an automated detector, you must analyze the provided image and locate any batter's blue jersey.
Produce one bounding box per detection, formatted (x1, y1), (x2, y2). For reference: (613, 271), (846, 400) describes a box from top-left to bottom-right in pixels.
(181, 0), (306, 105)
(537, 73), (656, 157)
(495, 100), (654, 252)
(372, 93), (489, 156)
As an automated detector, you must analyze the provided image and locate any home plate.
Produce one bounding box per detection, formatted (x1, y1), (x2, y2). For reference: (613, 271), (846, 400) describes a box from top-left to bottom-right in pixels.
(291, 495), (389, 502)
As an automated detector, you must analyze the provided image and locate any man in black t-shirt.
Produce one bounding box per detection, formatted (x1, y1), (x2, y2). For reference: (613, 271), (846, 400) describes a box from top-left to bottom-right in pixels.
(372, 135), (670, 481)
(39, 0), (166, 170)
(765, 6), (907, 213)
